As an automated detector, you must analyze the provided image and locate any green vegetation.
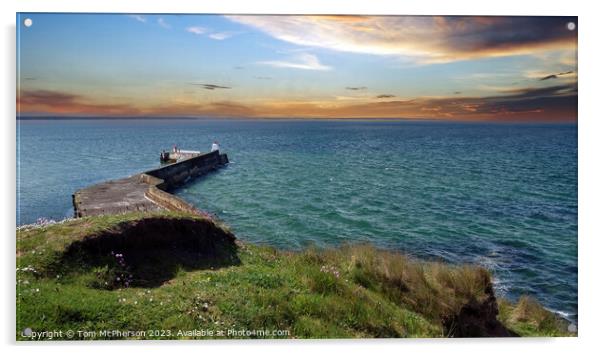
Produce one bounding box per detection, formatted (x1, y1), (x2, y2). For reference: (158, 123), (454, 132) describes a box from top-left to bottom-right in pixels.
(497, 296), (573, 337)
(16, 212), (573, 340)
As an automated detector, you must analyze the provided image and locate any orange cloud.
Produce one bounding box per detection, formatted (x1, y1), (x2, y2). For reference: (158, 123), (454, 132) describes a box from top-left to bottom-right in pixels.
(148, 101), (256, 117)
(226, 15), (577, 63)
(17, 90), (142, 116)
(17, 85), (576, 122)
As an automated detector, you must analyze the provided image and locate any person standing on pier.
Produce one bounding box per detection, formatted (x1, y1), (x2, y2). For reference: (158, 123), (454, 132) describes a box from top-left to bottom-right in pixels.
(211, 141), (220, 152)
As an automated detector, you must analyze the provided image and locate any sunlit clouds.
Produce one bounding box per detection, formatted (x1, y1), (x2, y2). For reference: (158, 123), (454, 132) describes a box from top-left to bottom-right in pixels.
(17, 14), (578, 121)
(226, 16), (577, 64)
(18, 82), (576, 121)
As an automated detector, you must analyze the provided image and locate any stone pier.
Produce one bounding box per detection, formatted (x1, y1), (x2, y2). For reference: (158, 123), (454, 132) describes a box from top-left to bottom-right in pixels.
(73, 150), (229, 217)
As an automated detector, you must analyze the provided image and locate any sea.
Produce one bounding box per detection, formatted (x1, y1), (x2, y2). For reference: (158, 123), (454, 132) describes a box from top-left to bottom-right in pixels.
(16, 118), (578, 322)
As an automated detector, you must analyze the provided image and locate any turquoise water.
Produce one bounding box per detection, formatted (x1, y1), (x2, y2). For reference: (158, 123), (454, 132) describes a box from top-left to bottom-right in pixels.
(17, 119), (577, 321)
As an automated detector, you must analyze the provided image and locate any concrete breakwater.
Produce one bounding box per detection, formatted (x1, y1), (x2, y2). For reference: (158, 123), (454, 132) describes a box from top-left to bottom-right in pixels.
(73, 150), (229, 217)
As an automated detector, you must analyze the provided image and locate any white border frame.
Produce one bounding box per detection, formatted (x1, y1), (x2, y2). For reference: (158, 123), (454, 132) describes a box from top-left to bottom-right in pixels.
(3, 1), (600, 353)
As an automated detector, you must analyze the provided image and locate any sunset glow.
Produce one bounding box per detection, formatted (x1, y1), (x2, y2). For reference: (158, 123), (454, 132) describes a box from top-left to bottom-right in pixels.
(17, 14), (577, 121)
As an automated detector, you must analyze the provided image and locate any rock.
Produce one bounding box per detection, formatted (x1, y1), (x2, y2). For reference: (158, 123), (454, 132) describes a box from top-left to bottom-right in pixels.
(444, 283), (517, 337)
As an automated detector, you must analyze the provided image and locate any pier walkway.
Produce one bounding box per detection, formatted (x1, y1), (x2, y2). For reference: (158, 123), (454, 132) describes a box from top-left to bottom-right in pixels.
(73, 150), (228, 218)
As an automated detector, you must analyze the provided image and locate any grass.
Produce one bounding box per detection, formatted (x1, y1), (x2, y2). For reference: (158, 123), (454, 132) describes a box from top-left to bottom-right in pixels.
(497, 296), (573, 337)
(16, 212), (573, 340)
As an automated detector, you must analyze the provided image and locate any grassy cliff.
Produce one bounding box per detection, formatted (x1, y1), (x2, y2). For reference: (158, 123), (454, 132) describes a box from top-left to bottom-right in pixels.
(16, 212), (572, 340)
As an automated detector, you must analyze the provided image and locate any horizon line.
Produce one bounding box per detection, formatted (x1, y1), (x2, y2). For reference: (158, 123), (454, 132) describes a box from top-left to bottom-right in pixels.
(16, 115), (577, 124)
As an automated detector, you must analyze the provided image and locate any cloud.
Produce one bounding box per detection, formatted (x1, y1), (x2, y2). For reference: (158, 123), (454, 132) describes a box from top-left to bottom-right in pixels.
(249, 84), (576, 121)
(254, 76), (272, 80)
(17, 89), (254, 117)
(227, 15), (577, 63)
(376, 94), (395, 99)
(345, 86), (367, 91)
(149, 101), (255, 117)
(540, 70), (574, 81)
(157, 17), (171, 29)
(414, 83), (577, 120)
(18, 84), (576, 122)
(334, 96), (361, 101)
(258, 53), (331, 71)
(17, 90), (141, 116)
(19, 90), (80, 106)
(189, 83), (232, 90)
(186, 26), (208, 35)
(208, 32), (237, 40)
(540, 74), (559, 81)
(497, 84), (576, 98)
(186, 27), (239, 40)
(127, 15), (147, 23)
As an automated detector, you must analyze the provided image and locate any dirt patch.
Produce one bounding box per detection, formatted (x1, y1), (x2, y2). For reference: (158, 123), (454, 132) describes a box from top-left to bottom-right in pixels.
(58, 216), (239, 288)
(443, 283), (517, 337)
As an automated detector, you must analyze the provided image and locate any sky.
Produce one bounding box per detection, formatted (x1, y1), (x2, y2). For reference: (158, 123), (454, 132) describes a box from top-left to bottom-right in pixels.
(16, 14), (577, 121)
